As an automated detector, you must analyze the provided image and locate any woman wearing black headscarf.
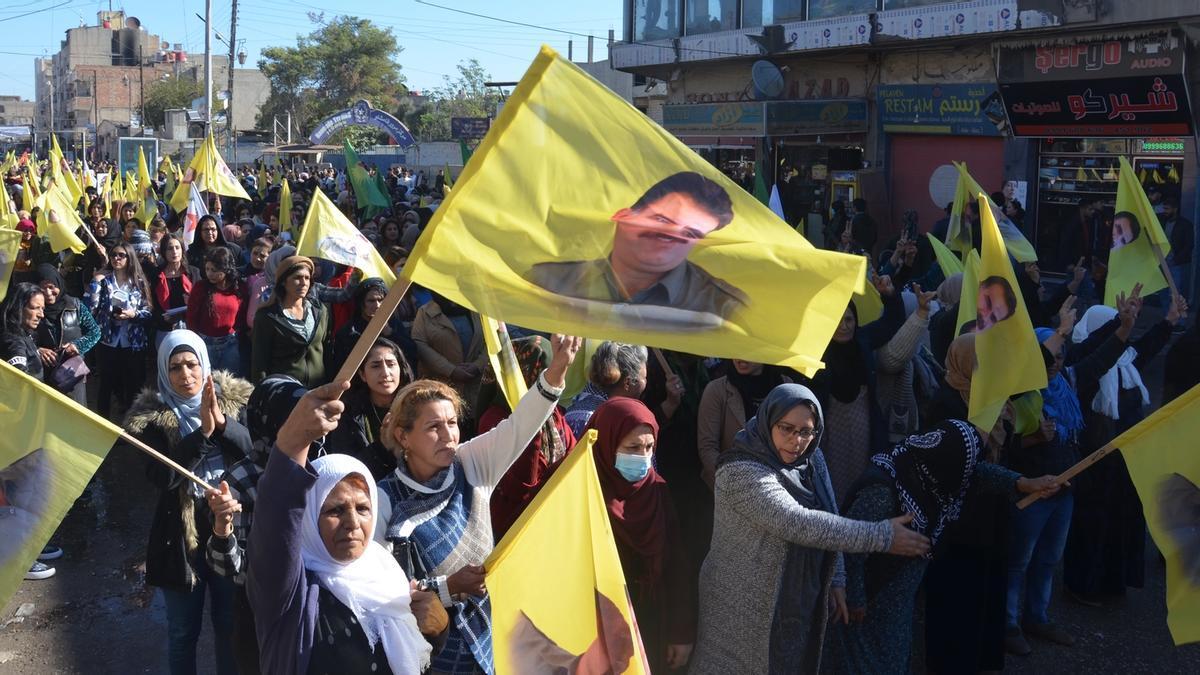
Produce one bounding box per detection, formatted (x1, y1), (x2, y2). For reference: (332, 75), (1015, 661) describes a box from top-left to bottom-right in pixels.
(34, 264), (102, 404)
(329, 277), (417, 377)
(836, 421), (1059, 673)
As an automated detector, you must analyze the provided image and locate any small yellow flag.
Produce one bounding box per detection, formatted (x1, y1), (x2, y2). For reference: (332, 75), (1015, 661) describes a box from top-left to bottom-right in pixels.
(947, 162), (1038, 262)
(0, 229), (22, 303)
(278, 177), (293, 233)
(1119, 383), (1200, 645)
(0, 361), (122, 610)
(480, 317), (527, 412)
(1106, 156), (1170, 306)
(296, 189), (396, 284)
(955, 249), (982, 337)
(402, 46), (864, 376)
(135, 146), (158, 226)
(927, 232), (964, 277)
(169, 134), (251, 211)
(969, 192), (1046, 431)
(852, 261), (884, 325)
(34, 185), (87, 254)
(487, 431), (647, 675)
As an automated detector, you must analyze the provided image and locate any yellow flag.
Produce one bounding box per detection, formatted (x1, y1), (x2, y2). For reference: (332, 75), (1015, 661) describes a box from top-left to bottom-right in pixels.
(927, 232), (964, 277)
(0, 229), (22, 302)
(258, 164), (270, 196)
(947, 162), (1038, 262)
(22, 164), (40, 213)
(487, 431), (647, 675)
(852, 261), (884, 325)
(1119, 384), (1200, 645)
(0, 360), (122, 610)
(956, 249), (982, 336)
(0, 179), (17, 229)
(278, 177), (293, 233)
(296, 189), (396, 284)
(34, 185), (87, 254)
(1106, 156), (1170, 306)
(402, 46), (864, 376)
(169, 134), (251, 211)
(47, 135), (83, 207)
(969, 192), (1046, 431)
(135, 146), (158, 225)
(480, 317), (527, 412)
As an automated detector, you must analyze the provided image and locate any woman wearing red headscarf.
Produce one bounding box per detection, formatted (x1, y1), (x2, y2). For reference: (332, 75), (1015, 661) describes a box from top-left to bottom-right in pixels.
(586, 397), (696, 672)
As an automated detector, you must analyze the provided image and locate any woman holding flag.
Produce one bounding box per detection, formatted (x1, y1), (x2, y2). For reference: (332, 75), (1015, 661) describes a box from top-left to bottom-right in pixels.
(374, 334), (581, 674)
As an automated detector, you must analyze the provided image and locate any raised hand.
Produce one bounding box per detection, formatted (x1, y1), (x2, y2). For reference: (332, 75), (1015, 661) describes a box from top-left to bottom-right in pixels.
(873, 274), (896, 298)
(205, 480), (242, 538)
(545, 334), (582, 387)
(913, 284), (938, 319)
(1056, 295), (1078, 336)
(1167, 293), (1189, 325)
(275, 380), (350, 464)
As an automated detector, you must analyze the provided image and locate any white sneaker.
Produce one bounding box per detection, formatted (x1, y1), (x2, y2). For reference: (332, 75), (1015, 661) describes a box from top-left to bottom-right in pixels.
(25, 561), (56, 580)
(38, 545), (63, 561)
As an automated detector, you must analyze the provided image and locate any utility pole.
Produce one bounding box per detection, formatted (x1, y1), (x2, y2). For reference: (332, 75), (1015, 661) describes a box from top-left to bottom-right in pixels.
(139, 45), (145, 129)
(227, 0), (238, 160)
(204, 0), (213, 128)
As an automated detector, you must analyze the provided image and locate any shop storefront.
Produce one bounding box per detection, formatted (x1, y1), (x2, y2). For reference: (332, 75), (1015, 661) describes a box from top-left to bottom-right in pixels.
(878, 83), (1011, 233)
(661, 99), (869, 237)
(997, 33), (1195, 271)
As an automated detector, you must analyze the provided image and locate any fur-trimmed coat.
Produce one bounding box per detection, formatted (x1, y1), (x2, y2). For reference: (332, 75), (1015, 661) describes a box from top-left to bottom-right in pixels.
(124, 370), (254, 591)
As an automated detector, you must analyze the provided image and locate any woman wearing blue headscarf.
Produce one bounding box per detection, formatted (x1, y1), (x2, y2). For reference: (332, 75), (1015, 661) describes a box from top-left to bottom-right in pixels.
(124, 329), (254, 675)
(690, 384), (932, 675)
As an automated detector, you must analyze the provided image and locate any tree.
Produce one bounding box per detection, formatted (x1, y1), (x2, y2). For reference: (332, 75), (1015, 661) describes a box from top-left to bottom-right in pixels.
(257, 16), (407, 137)
(142, 77), (203, 129)
(406, 59), (501, 141)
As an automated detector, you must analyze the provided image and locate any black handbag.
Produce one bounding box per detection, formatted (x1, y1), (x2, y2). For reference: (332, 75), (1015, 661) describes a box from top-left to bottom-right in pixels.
(49, 354), (90, 393)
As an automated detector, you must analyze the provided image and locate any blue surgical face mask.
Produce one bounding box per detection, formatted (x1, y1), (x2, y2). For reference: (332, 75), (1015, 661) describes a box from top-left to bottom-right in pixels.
(614, 453), (652, 483)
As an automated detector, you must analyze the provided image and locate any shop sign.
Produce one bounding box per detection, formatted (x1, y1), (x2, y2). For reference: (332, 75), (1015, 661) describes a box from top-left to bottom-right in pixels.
(877, 84), (1005, 136)
(997, 36), (1192, 137)
(450, 117), (490, 139)
(661, 102), (766, 135)
(766, 99), (868, 135)
(1135, 137), (1186, 155)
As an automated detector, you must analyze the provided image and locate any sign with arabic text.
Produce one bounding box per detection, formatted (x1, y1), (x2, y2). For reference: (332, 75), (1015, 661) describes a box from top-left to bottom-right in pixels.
(999, 74), (1192, 137)
(878, 84), (1004, 136)
(998, 36), (1184, 83)
(766, 99), (868, 135)
(662, 103), (766, 135)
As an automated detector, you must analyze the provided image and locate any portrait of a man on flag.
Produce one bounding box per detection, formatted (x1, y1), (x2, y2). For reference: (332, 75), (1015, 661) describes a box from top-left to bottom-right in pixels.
(526, 171), (748, 327)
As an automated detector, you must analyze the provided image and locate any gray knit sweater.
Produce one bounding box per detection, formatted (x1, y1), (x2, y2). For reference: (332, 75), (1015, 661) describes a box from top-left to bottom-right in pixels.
(690, 451), (894, 675)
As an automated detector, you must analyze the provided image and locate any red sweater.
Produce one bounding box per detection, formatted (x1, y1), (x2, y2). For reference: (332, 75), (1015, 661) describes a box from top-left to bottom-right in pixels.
(186, 280), (248, 337)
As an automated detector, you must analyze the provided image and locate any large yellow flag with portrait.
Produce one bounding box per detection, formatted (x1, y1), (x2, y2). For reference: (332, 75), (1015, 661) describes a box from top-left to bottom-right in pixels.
(1106, 156), (1170, 306)
(487, 431), (647, 675)
(401, 46), (864, 376)
(970, 193), (1046, 432)
(0, 361), (121, 609)
(1120, 384), (1200, 645)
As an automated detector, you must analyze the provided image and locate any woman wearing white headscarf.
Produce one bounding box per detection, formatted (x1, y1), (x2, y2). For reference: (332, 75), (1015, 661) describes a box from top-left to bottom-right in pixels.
(1063, 294), (1185, 604)
(124, 329), (254, 674)
(247, 380), (446, 674)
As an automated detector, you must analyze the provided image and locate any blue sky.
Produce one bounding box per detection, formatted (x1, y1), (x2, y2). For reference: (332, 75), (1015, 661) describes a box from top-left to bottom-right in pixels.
(0, 0), (621, 99)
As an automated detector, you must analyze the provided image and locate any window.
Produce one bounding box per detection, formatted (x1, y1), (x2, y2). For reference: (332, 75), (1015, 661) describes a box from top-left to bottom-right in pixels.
(75, 79), (91, 97)
(884, 0), (951, 8)
(742, 0), (807, 27)
(808, 0), (878, 19)
(686, 0), (738, 35)
(632, 0), (683, 41)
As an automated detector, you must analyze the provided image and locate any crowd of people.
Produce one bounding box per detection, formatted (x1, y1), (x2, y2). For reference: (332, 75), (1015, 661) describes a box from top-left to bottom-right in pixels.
(2, 152), (1198, 675)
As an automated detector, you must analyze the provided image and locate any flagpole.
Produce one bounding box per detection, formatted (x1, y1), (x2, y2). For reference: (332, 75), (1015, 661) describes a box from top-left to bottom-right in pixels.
(1017, 439), (1118, 509)
(121, 429), (216, 492)
(1150, 242), (1181, 299)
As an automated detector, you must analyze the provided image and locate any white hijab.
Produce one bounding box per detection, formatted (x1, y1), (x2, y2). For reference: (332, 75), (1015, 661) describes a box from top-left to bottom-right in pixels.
(1072, 305), (1149, 419)
(300, 454), (431, 674)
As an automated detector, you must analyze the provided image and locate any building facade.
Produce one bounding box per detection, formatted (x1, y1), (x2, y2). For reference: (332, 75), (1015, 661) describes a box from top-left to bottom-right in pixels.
(35, 10), (266, 158)
(611, 0), (1200, 289)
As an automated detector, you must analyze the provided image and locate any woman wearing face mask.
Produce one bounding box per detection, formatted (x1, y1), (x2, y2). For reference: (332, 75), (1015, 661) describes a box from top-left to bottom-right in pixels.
(245, 383), (446, 674)
(186, 247), (248, 376)
(123, 330), (254, 675)
(328, 338), (416, 481)
(697, 359), (792, 490)
(586, 397), (695, 673)
(690, 384), (931, 675)
(87, 242), (154, 419)
(152, 234), (201, 338)
(374, 335), (581, 674)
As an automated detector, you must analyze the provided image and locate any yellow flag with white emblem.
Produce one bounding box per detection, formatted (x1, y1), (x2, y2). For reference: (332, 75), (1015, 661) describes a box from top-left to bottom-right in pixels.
(296, 189), (396, 284)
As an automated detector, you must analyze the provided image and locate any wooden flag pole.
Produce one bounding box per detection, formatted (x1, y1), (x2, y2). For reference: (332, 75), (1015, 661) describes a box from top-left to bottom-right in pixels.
(121, 429), (216, 493)
(1150, 242), (1181, 299)
(333, 277), (415, 387)
(1017, 439), (1119, 509)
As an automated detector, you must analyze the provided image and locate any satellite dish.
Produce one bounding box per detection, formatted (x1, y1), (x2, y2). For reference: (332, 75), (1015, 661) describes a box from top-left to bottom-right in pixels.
(751, 60), (785, 100)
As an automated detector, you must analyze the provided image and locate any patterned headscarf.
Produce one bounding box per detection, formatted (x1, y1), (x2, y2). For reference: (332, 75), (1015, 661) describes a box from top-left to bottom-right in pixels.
(871, 419), (983, 554)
